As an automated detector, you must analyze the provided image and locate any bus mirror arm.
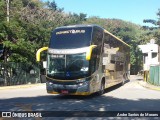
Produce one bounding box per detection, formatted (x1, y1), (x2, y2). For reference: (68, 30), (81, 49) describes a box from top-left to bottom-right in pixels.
(36, 47), (48, 62)
(86, 45), (97, 61)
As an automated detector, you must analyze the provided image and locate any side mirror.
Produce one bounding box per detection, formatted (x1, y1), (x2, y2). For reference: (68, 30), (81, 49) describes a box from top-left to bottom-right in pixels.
(43, 61), (47, 69)
(36, 47), (48, 62)
(86, 45), (97, 61)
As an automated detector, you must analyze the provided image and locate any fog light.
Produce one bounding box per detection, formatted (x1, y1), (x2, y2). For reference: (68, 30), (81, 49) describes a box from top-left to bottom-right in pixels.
(47, 82), (53, 85)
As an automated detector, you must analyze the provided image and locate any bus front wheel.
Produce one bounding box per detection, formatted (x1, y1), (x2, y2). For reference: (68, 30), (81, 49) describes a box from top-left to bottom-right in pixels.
(98, 81), (105, 95)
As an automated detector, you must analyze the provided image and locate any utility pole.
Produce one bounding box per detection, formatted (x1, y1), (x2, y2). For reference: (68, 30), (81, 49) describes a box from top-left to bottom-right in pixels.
(7, 0), (10, 22)
(4, 0), (10, 86)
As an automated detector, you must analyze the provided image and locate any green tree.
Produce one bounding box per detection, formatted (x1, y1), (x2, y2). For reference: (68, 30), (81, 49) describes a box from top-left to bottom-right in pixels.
(0, 0), (87, 64)
(142, 9), (160, 45)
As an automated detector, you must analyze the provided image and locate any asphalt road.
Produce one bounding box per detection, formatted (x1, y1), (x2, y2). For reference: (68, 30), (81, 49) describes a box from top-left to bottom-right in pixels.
(0, 75), (160, 119)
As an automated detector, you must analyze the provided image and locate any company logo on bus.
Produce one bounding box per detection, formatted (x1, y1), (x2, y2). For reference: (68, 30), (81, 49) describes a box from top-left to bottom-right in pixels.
(56, 30), (85, 35)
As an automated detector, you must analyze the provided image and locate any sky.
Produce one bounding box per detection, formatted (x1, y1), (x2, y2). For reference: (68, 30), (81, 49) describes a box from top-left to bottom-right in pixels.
(42, 0), (160, 26)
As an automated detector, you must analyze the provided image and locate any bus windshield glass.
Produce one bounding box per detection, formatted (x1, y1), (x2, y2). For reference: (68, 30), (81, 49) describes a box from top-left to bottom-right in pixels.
(47, 53), (89, 80)
(49, 27), (92, 49)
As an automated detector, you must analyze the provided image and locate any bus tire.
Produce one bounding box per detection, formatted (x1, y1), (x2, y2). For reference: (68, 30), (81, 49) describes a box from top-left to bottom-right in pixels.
(98, 81), (105, 95)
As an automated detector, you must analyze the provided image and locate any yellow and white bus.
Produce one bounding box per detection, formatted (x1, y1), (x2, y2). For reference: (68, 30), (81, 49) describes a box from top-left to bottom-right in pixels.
(36, 24), (130, 95)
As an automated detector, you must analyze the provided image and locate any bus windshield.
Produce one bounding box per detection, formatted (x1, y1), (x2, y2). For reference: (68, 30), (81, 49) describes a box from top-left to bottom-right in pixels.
(47, 53), (89, 80)
(49, 27), (92, 49)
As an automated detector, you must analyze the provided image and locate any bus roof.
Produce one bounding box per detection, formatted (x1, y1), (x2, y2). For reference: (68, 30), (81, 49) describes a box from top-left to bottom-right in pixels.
(55, 24), (130, 47)
(55, 24), (97, 29)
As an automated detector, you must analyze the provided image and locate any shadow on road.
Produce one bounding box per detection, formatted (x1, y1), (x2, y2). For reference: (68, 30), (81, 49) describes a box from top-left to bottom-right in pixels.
(55, 82), (126, 100)
(0, 79), (160, 119)
(136, 78), (144, 81)
(1, 84), (160, 109)
(0, 94), (160, 119)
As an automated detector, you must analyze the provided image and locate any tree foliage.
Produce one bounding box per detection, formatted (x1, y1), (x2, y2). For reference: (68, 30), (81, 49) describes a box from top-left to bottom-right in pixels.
(0, 0), (87, 64)
(142, 9), (160, 45)
(1, 0), (158, 74)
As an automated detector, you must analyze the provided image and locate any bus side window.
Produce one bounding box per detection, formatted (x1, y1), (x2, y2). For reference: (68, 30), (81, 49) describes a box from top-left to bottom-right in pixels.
(91, 26), (103, 73)
(90, 48), (99, 74)
(92, 27), (103, 46)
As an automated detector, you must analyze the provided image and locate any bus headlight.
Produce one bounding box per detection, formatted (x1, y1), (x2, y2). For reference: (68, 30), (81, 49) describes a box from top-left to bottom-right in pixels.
(46, 81), (53, 86)
(49, 82), (53, 85)
(78, 81), (88, 86)
(77, 80), (89, 92)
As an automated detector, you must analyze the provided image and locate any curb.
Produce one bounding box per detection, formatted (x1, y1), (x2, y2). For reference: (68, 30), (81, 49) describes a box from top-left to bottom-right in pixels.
(0, 83), (45, 90)
(138, 81), (160, 91)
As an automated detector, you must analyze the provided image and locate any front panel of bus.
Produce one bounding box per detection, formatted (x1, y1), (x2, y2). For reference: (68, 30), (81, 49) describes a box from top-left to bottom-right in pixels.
(46, 26), (98, 95)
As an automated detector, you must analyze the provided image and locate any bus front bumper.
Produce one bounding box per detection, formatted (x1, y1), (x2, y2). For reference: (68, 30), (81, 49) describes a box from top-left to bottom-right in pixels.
(46, 81), (91, 95)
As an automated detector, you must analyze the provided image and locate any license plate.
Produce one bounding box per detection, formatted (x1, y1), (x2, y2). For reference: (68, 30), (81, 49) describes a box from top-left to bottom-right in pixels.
(61, 90), (69, 94)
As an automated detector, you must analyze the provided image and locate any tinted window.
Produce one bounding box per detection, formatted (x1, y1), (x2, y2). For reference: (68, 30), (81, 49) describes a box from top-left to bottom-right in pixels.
(90, 27), (103, 70)
(47, 53), (89, 80)
(90, 48), (98, 74)
(49, 27), (92, 49)
(92, 27), (103, 46)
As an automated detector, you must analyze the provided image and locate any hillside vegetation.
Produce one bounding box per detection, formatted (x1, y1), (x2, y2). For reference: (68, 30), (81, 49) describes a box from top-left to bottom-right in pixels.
(0, 0), (159, 74)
